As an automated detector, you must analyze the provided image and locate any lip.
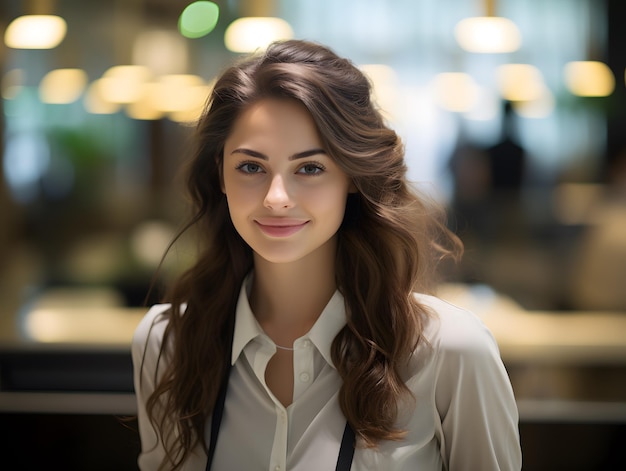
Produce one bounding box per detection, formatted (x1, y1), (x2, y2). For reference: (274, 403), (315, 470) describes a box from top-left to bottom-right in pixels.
(254, 218), (309, 237)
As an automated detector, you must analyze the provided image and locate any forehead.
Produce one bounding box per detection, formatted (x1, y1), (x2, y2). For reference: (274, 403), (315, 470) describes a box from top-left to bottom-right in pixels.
(226, 98), (321, 148)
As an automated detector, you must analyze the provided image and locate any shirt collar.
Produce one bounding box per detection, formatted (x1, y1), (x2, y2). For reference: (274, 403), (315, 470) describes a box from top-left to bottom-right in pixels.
(231, 274), (264, 365)
(231, 273), (347, 368)
(306, 290), (346, 368)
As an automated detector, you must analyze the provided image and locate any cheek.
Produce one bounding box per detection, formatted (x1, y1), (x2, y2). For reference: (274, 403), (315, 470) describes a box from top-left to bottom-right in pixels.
(224, 182), (259, 221)
(315, 186), (349, 220)
(225, 191), (248, 215)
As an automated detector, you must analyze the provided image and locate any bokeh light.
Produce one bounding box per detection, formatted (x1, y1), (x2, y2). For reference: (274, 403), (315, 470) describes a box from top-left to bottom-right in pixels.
(4, 15), (67, 49)
(564, 61), (615, 97)
(39, 68), (88, 104)
(179, 1), (220, 39)
(455, 17), (521, 53)
(224, 17), (294, 53)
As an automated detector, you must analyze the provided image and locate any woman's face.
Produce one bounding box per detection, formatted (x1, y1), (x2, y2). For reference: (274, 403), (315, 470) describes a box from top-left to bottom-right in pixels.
(222, 98), (353, 264)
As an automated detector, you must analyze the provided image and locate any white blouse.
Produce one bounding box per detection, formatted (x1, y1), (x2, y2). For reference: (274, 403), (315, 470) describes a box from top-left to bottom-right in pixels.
(132, 279), (522, 470)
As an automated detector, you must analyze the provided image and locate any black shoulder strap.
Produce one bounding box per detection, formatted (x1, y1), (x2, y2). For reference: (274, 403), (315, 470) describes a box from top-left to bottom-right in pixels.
(336, 421), (356, 471)
(206, 364), (231, 471)
(206, 315), (235, 471)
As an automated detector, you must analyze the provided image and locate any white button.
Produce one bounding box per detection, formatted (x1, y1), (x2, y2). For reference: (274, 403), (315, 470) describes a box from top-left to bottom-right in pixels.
(299, 372), (310, 382)
(275, 466), (281, 471)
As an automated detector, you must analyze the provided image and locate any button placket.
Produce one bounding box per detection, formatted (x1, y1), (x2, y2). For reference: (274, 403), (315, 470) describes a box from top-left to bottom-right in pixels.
(270, 405), (288, 471)
(293, 337), (314, 400)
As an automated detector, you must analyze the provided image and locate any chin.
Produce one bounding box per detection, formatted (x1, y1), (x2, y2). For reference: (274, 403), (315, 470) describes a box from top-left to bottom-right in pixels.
(254, 251), (308, 265)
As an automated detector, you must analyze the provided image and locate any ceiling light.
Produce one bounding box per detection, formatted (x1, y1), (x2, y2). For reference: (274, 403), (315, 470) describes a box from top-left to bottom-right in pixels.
(125, 99), (165, 121)
(100, 65), (152, 104)
(84, 79), (122, 114)
(153, 76), (209, 113)
(496, 64), (545, 101)
(168, 79), (214, 124)
(4, 15), (67, 49)
(39, 68), (88, 104)
(512, 87), (555, 118)
(564, 61), (615, 97)
(224, 17), (294, 53)
(455, 16), (521, 53)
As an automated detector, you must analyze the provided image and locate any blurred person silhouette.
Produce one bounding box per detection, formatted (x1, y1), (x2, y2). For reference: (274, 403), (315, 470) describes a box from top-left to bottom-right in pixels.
(446, 121), (491, 282)
(447, 121), (491, 241)
(488, 101), (526, 193)
(484, 100), (528, 241)
(447, 101), (530, 284)
(131, 40), (521, 470)
(447, 102), (528, 277)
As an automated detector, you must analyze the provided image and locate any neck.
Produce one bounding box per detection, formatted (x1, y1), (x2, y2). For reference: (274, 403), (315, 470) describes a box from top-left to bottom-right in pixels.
(250, 240), (338, 342)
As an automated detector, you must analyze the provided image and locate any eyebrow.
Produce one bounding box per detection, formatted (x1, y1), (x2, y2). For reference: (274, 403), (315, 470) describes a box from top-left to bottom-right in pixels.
(230, 148), (327, 161)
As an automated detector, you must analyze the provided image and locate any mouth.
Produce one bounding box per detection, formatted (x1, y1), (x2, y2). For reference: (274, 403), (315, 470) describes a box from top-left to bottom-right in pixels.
(254, 219), (309, 237)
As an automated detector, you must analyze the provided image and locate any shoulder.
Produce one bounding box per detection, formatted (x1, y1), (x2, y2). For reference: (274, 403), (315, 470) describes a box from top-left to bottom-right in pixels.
(413, 295), (522, 469)
(131, 304), (172, 361)
(416, 293), (499, 357)
(412, 293), (515, 404)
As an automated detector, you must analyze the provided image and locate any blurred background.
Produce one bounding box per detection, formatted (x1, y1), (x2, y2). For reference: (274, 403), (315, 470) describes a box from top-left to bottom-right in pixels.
(0, 0), (625, 469)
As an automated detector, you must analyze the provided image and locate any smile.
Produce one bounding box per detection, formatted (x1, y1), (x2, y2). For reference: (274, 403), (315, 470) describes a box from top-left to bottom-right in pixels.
(254, 219), (309, 237)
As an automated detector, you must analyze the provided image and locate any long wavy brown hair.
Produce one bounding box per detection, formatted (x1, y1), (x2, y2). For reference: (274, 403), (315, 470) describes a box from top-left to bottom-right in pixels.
(140, 39), (462, 470)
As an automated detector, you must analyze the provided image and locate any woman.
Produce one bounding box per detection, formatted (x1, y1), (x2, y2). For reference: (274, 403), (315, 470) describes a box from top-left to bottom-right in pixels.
(132, 39), (521, 470)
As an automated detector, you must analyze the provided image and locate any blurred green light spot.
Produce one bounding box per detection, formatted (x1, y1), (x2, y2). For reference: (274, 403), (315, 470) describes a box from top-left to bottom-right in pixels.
(179, 1), (219, 39)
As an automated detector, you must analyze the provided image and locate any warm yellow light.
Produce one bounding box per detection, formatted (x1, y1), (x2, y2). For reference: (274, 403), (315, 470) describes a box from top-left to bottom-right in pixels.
(132, 30), (189, 77)
(100, 65), (152, 104)
(25, 307), (143, 344)
(512, 86), (555, 118)
(564, 61), (615, 97)
(168, 101), (206, 124)
(124, 84), (165, 120)
(39, 68), (88, 104)
(455, 17), (521, 53)
(2, 69), (25, 99)
(125, 100), (165, 121)
(4, 15), (67, 49)
(224, 17), (294, 53)
(496, 64), (545, 101)
(146, 75), (208, 113)
(432, 73), (480, 112)
(168, 79), (214, 124)
(84, 79), (122, 114)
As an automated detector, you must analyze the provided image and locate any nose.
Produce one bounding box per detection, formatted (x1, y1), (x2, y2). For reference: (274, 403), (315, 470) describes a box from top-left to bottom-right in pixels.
(264, 174), (293, 209)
